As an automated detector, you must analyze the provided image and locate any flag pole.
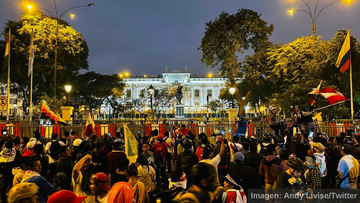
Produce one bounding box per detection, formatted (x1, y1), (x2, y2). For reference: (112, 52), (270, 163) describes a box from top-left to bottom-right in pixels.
(6, 28), (11, 121)
(29, 30), (34, 123)
(315, 101), (346, 111)
(349, 27), (354, 121)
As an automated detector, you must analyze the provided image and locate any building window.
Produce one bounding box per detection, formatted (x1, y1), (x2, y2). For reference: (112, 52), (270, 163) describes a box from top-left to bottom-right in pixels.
(194, 90), (200, 97)
(207, 90), (212, 97)
(126, 90), (131, 98)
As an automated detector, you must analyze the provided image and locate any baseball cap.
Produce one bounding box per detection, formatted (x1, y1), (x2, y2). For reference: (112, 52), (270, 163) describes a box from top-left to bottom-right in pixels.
(72, 138), (83, 147)
(91, 172), (110, 191)
(234, 152), (244, 162)
(47, 190), (86, 203)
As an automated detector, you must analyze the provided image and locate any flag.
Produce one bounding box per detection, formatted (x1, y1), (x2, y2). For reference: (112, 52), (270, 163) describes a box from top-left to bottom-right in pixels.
(84, 110), (95, 137)
(40, 100), (66, 125)
(308, 81), (322, 94)
(28, 32), (34, 77)
(124, 124), (138, 164)
(310, 97), (316, 106)
(3, 30), (10, 70)
(317, 87), (348, 105)
(335, 28), (351, 73)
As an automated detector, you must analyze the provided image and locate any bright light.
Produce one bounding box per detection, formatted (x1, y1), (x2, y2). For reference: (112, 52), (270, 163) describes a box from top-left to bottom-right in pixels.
(125, 72), (129, 77)
(119, 74), (123, 78)
(69, 13), (75, 19)
(144, 75), (147, 78)
(27, 5), (33, 11)
(343, 0), (354, 4)
(65, 85), (72, 93)
(207, 73), (213, 78)
(288, 9), (295, 15)
(229, 87), (236, 95)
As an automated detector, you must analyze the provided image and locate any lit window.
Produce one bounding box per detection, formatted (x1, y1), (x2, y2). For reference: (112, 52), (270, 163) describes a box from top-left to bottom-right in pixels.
(195, 90), (200, 97)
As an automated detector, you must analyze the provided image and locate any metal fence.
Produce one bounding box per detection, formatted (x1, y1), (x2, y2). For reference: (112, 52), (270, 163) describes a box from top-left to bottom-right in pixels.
(1, 122), (356, 139)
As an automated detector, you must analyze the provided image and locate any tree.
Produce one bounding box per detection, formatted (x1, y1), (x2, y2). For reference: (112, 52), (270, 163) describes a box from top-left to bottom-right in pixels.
(209, 100), (222, 117)
(74, 72), (125, 112)
(267, 30), (360, 118)
(0, 11), (89, 113)
(199, 9), (273, 116)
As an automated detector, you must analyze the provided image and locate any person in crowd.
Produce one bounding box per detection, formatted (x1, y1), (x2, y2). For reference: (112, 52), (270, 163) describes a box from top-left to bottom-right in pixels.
(244, 143), (263, 171)
(214, 172), (247, 203)
(19, 137), (30, 154)
(47, 190), (86, 203)
(152, 134), (167, 183)
(53, 173), (71, 191)
(136, 155), (156, 194)
(155, 168), (187, 202)
(304, 155), (322, 190)
(107, 182), (134, 203)
(108, 141), (127, 184)
(7, 182), (39, 203)
(229, 152), (259, 196)
(114, 132), (125, 144)
(257, 133), (272, 156)
(274, 157), (306, 191)
(22, 141), (35, 157)
(56, 146), (74, 180)
(61, 131), (69, 145)
(32, 144), (49, 179)
(235, 116), (247, 138)
(92, 142), (108, 173)
(13, 156), (30, 186)
(195, 137), (208, 161)
(100, 133), (113, 153)
(72, 154), (95, 203)
(176, 162), (218, 203)
(34, 131), (45, 145)
(111, 157), (129, 186)
(176, 138), (198, 177)
(164, 132), (174, 173)
(295, 133), (311, 161)
(229, 136), (242, 167)
(13, 137), (21, 151)
(269, 108), (281, 136)
(90, 172), (110, 203)
(127, 163), (150, 203)
(71, 138), (83, 161)
(312, 142), (329, 188)
(174, 134), (184, 161)
(0, 139), (18, 203)
(213, 138), (229, 182)
(141, 142), (155, 168)
(45, 133), (65, 181)
(336, 144), (360, 189)
(288, 106), (316, 137)
(21, 157), (54, 203)
(176, 125), (190, 137)
(259, 144), (287, 190)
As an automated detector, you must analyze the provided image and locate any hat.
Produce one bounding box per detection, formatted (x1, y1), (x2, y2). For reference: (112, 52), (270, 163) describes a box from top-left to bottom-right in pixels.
(7, 183), (39, 203)
(313, 142), (325, 152)
(72, 138), (83, 147)
(48, 190), (86, 203)
(157, 135), (163, 141)
(91, 172), (110, 191)
(108, 182), (133, 203)
(234, 152), (244, 162)
(26, 141), (36, 149)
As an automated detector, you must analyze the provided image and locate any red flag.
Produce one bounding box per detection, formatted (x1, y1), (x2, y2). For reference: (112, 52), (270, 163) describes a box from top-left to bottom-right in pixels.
(317, 88), (348, 105)
(84, 109), (95, 137)
(309, 97), (316, 106)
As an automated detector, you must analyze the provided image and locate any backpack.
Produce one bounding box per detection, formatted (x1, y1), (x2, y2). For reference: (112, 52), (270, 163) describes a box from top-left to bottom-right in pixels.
(154, 143), (165, 161)
(50, 141), (61, 161)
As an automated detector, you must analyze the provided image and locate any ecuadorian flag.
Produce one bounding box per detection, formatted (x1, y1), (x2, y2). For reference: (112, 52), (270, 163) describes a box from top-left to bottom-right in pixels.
(3, 30), (10, 70)
(335, 28), (351, 73)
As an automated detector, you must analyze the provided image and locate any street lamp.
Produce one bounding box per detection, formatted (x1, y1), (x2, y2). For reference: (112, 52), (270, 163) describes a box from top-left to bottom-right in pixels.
(30, 2), (94, 98)
(65, 84), (72, 106)
(229, 87), (236, 108)
(288, 0), (353, 41)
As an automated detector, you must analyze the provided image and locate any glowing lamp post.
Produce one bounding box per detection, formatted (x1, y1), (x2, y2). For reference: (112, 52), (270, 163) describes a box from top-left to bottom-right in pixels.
(65, 85), (72, 106)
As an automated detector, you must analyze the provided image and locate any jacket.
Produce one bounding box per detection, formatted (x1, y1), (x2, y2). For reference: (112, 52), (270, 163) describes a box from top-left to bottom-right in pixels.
(259, 155), (287, 184)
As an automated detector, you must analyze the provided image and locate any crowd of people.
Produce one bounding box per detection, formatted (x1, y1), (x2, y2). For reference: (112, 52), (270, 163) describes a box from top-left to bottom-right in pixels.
(0, 122), (359, 203)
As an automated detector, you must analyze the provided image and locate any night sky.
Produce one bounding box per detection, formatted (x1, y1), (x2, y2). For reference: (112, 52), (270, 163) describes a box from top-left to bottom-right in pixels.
(1, 0), (359, 76)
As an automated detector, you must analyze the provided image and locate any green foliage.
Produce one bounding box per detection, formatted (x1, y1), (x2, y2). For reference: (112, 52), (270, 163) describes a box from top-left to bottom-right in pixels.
(0, 11), (89, 113)
(199, 9), (273, 115)
(209, 100), (222, 113)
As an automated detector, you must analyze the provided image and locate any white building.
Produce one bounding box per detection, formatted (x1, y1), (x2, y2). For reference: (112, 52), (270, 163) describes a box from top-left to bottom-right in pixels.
(118, 67), (227, 117)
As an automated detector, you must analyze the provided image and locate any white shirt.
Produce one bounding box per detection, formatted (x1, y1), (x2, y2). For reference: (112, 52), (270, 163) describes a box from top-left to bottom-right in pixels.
(200, 154), (221, 185)
(45, 140), (65, 151)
